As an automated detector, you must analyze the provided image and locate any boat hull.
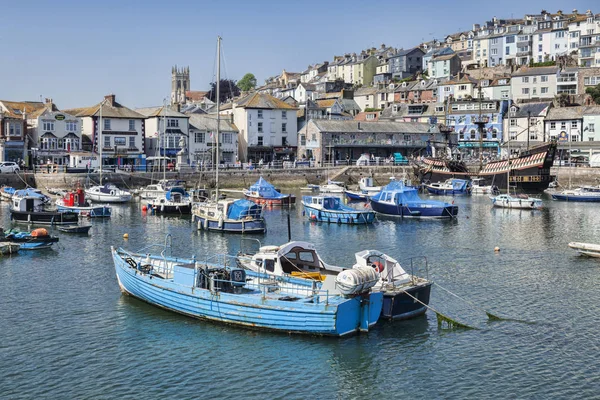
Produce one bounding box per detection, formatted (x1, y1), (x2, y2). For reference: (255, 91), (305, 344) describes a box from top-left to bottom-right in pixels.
(381, 282), (432, 320)
(113, 249), (382, 336)
(551, 194), (600, 202)
(345, 191), (369, 201)
(569, 242), (600, 257)
(56, 204), (111, 218)
(425, 187), (470, 195)
(85, 190), (132, 203)
(491, 197), (542, 209)
(148, 203), (192, 214)
(10, 210), (79, 225)
(369, 199), (458, 218)
(245, 195), (296, 206)
(193, 215), (266, 233)
(303, 205), (375, 224)
(6, 236), (59, 250)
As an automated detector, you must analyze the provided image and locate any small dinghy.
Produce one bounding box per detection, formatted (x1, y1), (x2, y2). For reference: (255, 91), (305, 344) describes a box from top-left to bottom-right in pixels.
(0, 241), (20, 255)
(568, 242), (600, 258)
(58, 225), (92, 234)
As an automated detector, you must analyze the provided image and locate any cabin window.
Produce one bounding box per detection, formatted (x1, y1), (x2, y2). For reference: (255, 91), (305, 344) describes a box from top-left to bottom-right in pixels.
(265, 259), (275, 272)
(284, 252), (297, 260)
(299, 251), (315, 263)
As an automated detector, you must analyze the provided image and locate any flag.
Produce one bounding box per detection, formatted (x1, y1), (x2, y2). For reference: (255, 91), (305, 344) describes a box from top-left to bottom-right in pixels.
(209, 131), (214, 138)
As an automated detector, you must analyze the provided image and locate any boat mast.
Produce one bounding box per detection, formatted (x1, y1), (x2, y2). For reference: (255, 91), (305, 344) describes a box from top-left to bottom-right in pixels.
(99, 100), (104, 185)
(215, 36), (221, 200)
(507, 130), (511, 194)
(163, 98), (167, 182)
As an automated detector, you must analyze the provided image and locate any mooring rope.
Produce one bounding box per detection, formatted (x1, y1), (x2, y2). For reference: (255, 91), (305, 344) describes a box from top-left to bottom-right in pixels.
(401, 289), (477, 330)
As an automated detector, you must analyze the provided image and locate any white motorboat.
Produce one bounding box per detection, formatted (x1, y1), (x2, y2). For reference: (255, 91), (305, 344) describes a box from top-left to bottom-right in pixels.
(471, 178), (498, 195)
(358, 177), (381, 194)
(85, 184), (132, 203)
(139, 179), (186, 200)
(319, 180), (345, 193)
(490, 194), (542, 209)
(568, 242), (600, 258)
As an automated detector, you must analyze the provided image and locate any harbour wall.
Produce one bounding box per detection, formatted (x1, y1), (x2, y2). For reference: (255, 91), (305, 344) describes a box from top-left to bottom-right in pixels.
(0, 165), (596, 190)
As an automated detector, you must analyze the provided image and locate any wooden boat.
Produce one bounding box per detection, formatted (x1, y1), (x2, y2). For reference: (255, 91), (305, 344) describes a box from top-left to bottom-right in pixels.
(10, 189), (78, 226)
(193, 198), (266, 233)
(243, 177), (296, 206)
(0, 241), (20, 255)
(302, 195), (375, 224)
(238, 241), (432, 320)
(369, 179), (458, 218)
(147, 187), (192, 214)
(112, 238), (383, 336)
(425, 178), (472, 195)
(3, 228), (59, 250)
(55, 188), (111, 218)
(57, 225), (92, 234)
(85, 184), (132, 203)
(568, 242), (600, 257)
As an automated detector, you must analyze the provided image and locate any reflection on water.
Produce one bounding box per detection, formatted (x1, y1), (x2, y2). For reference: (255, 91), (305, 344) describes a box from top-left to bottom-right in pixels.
(1, 192), (600, 398)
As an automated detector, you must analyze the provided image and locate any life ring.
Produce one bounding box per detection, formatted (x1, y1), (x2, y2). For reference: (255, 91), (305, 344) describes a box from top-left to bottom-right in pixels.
(371, 261), (384, 273)
(125, 257), (137, 268)
(110, 190), (116, 196)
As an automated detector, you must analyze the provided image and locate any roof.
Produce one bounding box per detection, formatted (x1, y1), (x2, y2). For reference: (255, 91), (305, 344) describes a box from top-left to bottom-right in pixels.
(185, 91), (209, 101)
(0, 100), (58, 118)
(354, 111), (381, 121)
(512, 66), (559, 77)
(434, 54), (458, 62)
(136, 106), (188, 118)
(509, 102), (552, 118)
(316, 99), (336, 108)
(304, 119), (439, 134)
(235, 93), (297, 110)
(354, 87), (378, 96)
(188, 114), (238, 133)
(64, 97), (145, 119)
(394, 47), (425, 57)
(545, 106), (585, 121)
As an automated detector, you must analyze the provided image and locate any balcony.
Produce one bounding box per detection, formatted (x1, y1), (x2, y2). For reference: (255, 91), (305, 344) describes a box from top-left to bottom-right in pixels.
(516, 50), (531, 57)
(517, 39), (532, 46)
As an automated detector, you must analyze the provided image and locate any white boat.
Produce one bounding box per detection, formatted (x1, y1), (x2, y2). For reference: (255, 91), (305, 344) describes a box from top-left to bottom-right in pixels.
(491, 193), (542, 209)
(568, 242), (600, 258)
(319, 180), (345, 193)
(471, 178), (498, 195)
(85, 184), (132, 203)
(358, 177), (382, 194)
(139, 179), (186, 200)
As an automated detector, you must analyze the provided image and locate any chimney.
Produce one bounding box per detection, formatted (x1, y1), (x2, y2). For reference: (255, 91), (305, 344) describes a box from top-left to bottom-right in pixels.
(104, 94), (115, 106)
(572, 9), (577, 15)
(44, 97), (53, 110)
(357, 122), (362, 130)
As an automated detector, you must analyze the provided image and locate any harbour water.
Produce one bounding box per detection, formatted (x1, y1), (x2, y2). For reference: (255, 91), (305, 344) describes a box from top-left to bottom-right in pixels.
(1, 193), (600, 399)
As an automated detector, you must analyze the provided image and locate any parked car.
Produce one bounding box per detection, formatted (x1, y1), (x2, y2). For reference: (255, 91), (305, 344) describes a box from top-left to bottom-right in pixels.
(0, 162), (20, 173)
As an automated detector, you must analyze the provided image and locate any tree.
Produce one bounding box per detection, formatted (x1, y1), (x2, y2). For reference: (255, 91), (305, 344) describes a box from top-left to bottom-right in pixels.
(237, 73), (257, 92)
(586, 84), (600, 105)
(207, 79), (240, 104)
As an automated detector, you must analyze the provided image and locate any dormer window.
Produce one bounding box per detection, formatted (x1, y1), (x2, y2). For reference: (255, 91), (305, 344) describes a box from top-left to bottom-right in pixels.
(402, 82), (407, 87)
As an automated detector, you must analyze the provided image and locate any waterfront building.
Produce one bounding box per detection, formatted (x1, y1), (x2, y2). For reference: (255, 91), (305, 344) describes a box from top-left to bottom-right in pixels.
(510, 66), (559, 102)
(480, 77), (511, 100)
(438, 74), (478, 102)
(31, 108), (83, 167)
(136, 106), (190, 165)
(379, 102), (446, 125)
(388, 47), (425, 80)
(582, 106), (600, 141)
(504, 102), (552, 150)
(0, 104), (27, 163)
(187, 114), (238, 166)
(544, 106), (584, 142)
(64, 94), (147, 171)
(297, 119), (448, 163)
(221, 93), (297, 163)
(578, 11), (600, 68)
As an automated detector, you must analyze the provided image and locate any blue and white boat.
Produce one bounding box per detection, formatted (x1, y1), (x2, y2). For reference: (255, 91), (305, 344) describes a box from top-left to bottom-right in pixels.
(344, 190), (370, 201)
(238, 241), (432, 321)
(0, 186), (16, 200)
(10, 188), (78, 225)
(243, 177), (296, 206)
(3, 228), (59, 250)
(192, 198), (266, 233)
(551, 186), (600, 202)
(147, 187), (192, 214)
(369, 179), (458, 218)
(55, 188), (111, 218)
(112, 239), (383, 336)
(302, 195), (375, 224)
(425, 178), (472, 195)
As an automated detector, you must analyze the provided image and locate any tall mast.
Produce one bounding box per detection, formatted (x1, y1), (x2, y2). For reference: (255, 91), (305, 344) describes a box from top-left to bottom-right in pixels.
(215, 36), (221, 200)
(163, 98), (167, 181)
(99, 100), (103, 185)
(507, 131), (511, 194)
(478, 83), (483, 172)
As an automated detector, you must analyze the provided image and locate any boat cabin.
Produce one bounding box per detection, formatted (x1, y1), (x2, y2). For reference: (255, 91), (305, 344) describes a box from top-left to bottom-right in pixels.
(12, 190), (49, 212)
(62, 188), (87, 207)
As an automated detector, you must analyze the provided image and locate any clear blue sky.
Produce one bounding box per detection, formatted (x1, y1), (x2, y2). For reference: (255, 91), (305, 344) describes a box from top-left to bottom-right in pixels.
(0, 0), (596, 109)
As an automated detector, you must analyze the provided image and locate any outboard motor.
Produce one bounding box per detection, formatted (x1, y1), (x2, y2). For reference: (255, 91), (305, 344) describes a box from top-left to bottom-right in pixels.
(335, 266), (380, 296)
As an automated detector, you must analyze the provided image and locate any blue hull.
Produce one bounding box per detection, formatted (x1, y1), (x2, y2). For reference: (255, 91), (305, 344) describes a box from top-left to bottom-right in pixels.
(113, 249), (382, 336)
(193, 215), (266, 233)
(551, 194), (600, 202)
(345, 191), (368, 201)
(56, 204), (111, 218)
(426, 188), (470, 196)
(381, 282), (432, 320)
(303, 205), (375, 224)
(370, 200), (458, 218)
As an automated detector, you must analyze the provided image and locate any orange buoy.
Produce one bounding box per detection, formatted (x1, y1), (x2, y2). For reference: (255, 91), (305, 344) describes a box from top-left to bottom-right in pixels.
(142, 205), (147, 212)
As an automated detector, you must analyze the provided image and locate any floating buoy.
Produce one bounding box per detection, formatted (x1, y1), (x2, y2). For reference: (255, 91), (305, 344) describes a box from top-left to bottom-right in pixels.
(494, 246), (500, 252)
(311, 214), (317, 220)
(142, 205), (147, 212)
(123, 233), (129, 239)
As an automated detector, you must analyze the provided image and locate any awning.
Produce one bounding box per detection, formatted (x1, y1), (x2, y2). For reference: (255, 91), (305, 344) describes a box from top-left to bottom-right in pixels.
(166, 129), (184, 134)
(41, 132), (57, 138)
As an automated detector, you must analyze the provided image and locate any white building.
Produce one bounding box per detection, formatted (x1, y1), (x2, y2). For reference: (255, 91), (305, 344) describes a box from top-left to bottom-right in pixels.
(64, 94), (147, 171)
(188, 114), (238, 166)
(544, 107), (584, 142)
(510, 66), (559, 102)
(136, 106), (189, 163)
(33, 110), (83, 166)
(221, 93), (298, 163)
(480, 77), (511, 100)
(505, 102), (551, 146)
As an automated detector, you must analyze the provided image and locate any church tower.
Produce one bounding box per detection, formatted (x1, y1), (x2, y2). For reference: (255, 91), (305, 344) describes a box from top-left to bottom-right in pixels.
(171, 65), (190, 105)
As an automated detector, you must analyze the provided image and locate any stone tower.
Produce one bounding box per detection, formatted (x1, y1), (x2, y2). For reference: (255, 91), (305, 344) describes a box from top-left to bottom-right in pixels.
(171, 65), (190, 105)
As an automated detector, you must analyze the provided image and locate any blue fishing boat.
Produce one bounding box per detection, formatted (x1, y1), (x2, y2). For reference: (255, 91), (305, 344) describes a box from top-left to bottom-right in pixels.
(551, 186), (600, 202)
(302, 196), (375, 224)
(425, 178), (472, 195)
(369, 179), (458, 218)
(112, 238), (383, 336)
(147, 187), (192, 214)
(3, 228), (59, 250)
(192, 198), (266, 233)
(55, 188), (111, 218)
(243, 177), (296, 206)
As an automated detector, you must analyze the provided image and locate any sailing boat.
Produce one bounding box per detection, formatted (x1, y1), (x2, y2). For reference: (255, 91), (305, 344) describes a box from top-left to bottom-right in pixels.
(85, 98), (133, 203)
(490, 134), (542, 210)
(551, 134), (600, 201)
(191, 37), (267, 233)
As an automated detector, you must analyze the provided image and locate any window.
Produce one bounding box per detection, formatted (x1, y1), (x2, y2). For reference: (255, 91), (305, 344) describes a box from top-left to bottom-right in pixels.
(129, 120), (136, 131)
(129, 136), (135, 148)
(282, 137), (287, 146)
(538, 44), (543, 52)
(501, 90), (509, 99)
(257, 122), (263, 133)
(65, 121), (77, 132)
(584, 77), (600, 86)
(506, 46), (510, 55)
(257, 110), (263, 119)
(510, 132), (517, 140)
(538, 34), (543, 41)
(222, 133), (232, 144)
(506, 36), (515, 43)
(491, 48), (498, 55)
(195, 132), (205, 143)
(533, 77), (537, 83)
(492, 128), (498, 139)
(589, 123), (596, 132)
(491, 38), (499, 44)
(550, 122), (556, 129)
(39, 120), (55, 133)
(300, 135), (306, 146)
(104, 136), (110, 148)
(571, 121), (578, 129)
(522, 88), (530, 95)
(458, 85), (467, 91)
(444, 86), (451, 92)
(470, 129), (476, 139)
(510, 119), (517, 127)
(282, 111), (287, 119)
(282, 123), (287, 133)
(532, 88), (537, 95)
(561, 122), (566, 130)
(7, 122), (21, 137)
(257, 136), (263, 146)
(103, 119), (111, 130)
(555, 31), (565, 38)
(541, 75), (548, 82)
(589, 137), (595, 141)
(114, 137), (126, 146)
(522, 77), (529, 83)
(167, 119), (179, 128)
(555, 44), (560, 49)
